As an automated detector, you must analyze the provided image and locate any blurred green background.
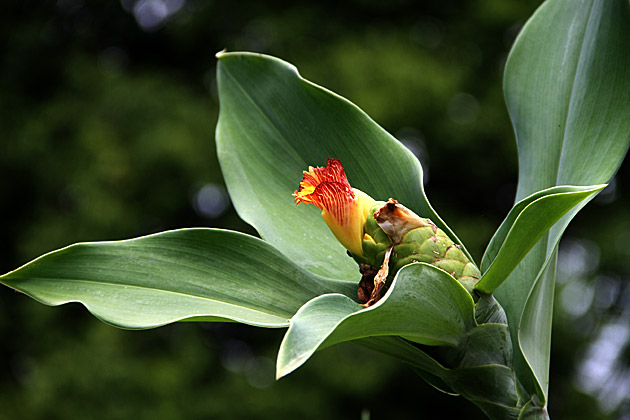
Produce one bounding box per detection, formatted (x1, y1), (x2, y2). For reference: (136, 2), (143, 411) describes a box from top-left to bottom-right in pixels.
(1, 1), (628, 419)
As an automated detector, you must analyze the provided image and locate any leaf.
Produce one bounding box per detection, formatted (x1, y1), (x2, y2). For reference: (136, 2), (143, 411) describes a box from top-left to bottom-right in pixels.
(356, 336), (457, 395)
(215, 52), (472, 282)
(475, 184), (604, 293)
(445, 365), (521, 414)
(276, 263), (475, 378)
(518, 248), (557, 410)
(0, 229), (355, 329)
(356, 336), (451, 380)
(408, 366), (458, 396)
(474, 294), (508, 325)
(480, 185), (600, 273)
(457, 324), (513, 368)
(505, 0), (630, 202)
(500, 0), (630, 402)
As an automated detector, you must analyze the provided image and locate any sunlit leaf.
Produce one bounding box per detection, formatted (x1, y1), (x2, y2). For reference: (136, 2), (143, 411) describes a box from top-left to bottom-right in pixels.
(276, 263), (474, 378)
(215, 52), (471, 281)
(500, 0), (630, 401)
(0, 229), (354, 329)
(476, 184), (604, 293)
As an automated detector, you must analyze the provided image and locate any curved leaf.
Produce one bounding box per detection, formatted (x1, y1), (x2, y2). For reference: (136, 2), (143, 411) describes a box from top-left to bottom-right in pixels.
(480, 185), (602, 273)
(215, 51), (472, 282)
(518, 248), (557, 409)
(500, 0), (630, 402)
(356, 336), (451, 379)
(457, 324), (513, 368)
(476, 184), (604, 293)
(505, 0), (630, 202)
(0, 229), (355, 329)
(356, 336), (457, 395)
(276, 263), (475, 378)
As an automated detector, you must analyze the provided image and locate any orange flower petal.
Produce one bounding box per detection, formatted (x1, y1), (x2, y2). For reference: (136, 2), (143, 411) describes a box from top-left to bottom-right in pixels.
(293, 158), (355, 218)
(293, 158), (375, 257)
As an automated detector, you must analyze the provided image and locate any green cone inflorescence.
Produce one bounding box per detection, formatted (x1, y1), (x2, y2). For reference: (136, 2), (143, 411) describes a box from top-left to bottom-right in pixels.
(353, 199), (481, 300)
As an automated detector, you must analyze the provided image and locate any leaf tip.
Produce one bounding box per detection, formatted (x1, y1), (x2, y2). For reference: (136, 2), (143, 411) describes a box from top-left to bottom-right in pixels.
(275, 358), (303, 381)
(275, 368), (287, 381)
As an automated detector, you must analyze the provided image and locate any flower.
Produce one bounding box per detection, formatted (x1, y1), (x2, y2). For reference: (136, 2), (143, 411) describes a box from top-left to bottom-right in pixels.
(293, 158), (376, 257)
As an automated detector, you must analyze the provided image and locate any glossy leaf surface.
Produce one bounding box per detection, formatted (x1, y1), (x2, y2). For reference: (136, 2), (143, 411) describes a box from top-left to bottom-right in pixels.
(216, 52), (470, 281)
(277, 263), (475, 378)
(500, 0), (630, 401)
(0, 229), (354, 329)
(476, 184), (604, 293)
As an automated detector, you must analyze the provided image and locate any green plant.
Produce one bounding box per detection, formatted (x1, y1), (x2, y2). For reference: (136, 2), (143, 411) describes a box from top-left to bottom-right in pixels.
(2, 0), (629, 418)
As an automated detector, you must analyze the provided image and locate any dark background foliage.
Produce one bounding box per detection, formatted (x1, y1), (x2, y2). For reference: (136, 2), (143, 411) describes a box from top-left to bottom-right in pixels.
(1, 1), (628, 418)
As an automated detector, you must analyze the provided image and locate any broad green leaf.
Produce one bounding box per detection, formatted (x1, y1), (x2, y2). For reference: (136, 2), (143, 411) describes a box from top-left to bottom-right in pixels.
(276, 263), (474, 378)
(475, 184), (604, 293)
(500, 0), (630, 402)
(0, 229), (355, 329)
(505, 0), (630, 202)
(215, 52), (471, 282)
(341, 290), (524, 419)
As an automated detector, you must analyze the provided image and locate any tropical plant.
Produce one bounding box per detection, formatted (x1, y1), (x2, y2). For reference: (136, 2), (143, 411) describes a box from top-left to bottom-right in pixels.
(2, 0), (629, 418)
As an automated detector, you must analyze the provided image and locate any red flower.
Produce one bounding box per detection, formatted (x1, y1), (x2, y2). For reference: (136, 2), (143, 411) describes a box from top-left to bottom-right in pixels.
(293, 158), (375, 257)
